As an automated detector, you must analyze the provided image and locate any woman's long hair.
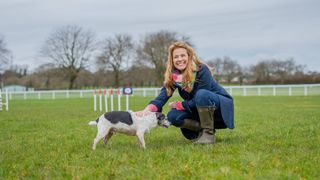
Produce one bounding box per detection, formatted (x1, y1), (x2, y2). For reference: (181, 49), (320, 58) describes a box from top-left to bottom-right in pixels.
(164, 41), (203, 96)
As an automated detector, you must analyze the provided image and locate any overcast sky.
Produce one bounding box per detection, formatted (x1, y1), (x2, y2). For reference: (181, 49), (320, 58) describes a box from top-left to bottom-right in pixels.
(1, 0), (320, 72)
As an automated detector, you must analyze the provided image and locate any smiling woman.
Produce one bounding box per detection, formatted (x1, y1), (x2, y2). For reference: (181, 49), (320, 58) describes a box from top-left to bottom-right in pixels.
(138, 41), (234, 144)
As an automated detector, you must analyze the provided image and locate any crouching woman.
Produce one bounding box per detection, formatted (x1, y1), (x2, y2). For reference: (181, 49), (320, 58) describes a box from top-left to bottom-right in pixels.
(142, 41), (234, 144)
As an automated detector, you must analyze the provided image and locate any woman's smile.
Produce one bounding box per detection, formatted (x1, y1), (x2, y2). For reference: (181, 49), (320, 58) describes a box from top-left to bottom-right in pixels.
(173, 48), (189, 71)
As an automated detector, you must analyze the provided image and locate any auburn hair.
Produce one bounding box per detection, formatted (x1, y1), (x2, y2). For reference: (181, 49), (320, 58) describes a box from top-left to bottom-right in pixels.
(164, 41), (203, 96)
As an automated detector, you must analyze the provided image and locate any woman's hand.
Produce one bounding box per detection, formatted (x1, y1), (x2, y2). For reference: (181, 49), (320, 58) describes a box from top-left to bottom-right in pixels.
(135, 109), (151, 117)
(169, 102), (177, 109)
(169, 101), (184, 110)
(135, 104), (157, 117)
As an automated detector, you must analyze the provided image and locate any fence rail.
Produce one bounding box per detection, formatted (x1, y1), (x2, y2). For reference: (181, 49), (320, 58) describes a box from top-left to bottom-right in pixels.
(1, 84), (320, 100)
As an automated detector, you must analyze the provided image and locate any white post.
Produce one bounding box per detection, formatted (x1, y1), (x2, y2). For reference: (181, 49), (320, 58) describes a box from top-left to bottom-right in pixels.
(24, 91), (27, 100)
(143, 89), (146, 97)
(80, 91), (83, 98)
(66, 90), (69, 98)
(230, 87), (233, 96)
(5, 90), (8, 111)
(258, 87), (261, 96)
(273, 87), (276, 96)
(126, 94), (129, 111)
(93, 90), (97, 112)
(289, 86), (292, 96)
(304, 86), (307, 96)
(38, 92), (41, 99)
(52, 91), (55, 99)
(243, 87), (247, 96)
(104, 89), (108, 112)
(99, 90), (102, 112)
(118, 88), (121, 111)
(0, 90), (2, 111)
(110, 89), (114, 111)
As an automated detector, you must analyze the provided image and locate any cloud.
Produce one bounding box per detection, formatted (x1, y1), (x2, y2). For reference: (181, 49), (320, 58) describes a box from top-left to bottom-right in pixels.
(0, 0), (319, 71)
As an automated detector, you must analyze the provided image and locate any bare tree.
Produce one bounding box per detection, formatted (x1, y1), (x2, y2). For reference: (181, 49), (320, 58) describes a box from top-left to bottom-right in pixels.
(136, 30), (191, 85)
(271, 58), (297, 83)
(251, 60), (272, 84)
(207, 57), (240, 83)
(0, 35), (12, 88)
(96, 34), (134, 87)
(207, 58), (223, 82)
(222, 57), (240, 83)
(40, 25), (96, 89)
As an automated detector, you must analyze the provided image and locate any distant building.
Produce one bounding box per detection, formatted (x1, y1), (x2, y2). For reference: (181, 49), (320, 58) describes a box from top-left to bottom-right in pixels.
(2, 85), (27, 92)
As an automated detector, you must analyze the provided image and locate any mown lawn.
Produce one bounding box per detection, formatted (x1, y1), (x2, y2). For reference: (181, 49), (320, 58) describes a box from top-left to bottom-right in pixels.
(0, 96), (319, 179)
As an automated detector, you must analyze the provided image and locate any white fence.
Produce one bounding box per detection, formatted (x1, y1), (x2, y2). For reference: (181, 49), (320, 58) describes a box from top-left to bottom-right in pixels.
(1, 84), (320, 100)
(0, 89), (9, 111)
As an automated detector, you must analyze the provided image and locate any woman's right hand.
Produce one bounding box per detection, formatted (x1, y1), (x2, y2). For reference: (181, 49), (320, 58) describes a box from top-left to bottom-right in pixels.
(135, 104), (158, 117)
(135, 109), (151, 117)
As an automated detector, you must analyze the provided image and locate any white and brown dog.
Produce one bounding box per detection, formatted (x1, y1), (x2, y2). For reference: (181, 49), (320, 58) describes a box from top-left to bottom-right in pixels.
(88, 110), (169, 149)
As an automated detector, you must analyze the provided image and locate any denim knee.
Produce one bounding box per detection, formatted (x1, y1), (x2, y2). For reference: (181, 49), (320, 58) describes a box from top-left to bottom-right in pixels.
(194, 89), (220, 108)
(167, 110), (186, 127)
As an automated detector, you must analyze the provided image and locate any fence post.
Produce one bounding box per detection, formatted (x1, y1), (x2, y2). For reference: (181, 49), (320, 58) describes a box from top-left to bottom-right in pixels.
(289, 86), (292, 96)
(258, 87), (261, 96)
(118, 88), (121, 111)
(5, 90), (8, 111)
(143, 88), (146, 97)
(304, 86), (307, 96)
(0, 90), (2, 111)
(273, 87), (276, 96)
(243, 87), (247, 96)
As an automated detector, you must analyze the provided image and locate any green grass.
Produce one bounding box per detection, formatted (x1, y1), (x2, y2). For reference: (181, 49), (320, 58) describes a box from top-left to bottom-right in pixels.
(0, 96), (319, 179)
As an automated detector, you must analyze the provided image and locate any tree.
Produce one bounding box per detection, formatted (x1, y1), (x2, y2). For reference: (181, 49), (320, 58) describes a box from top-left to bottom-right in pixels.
(207, 57), (240, 83)
(222, 57), (241, 83)
(136, 30), (191, 85)
(96, 34), (134, 87)
(40, 25), (96, 89)
(0, 35), (12, 88)
(207, 58), (223, 82)
(251, 61), (272, 84)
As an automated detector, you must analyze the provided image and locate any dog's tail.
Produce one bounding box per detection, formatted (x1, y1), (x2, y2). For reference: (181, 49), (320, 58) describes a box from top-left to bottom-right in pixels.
(88, 118), (99, 126)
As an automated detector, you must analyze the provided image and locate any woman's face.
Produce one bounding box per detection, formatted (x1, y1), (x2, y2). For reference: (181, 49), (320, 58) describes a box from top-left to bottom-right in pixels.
(172, 48), (189, 71)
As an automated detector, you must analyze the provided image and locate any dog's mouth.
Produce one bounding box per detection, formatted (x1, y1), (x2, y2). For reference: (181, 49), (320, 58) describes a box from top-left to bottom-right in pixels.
(158, 120), (170, 128)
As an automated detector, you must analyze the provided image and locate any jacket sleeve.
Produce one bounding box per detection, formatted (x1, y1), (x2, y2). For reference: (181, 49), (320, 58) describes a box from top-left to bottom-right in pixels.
(149, 87), (173, 112)
(181, 65), (213, 112)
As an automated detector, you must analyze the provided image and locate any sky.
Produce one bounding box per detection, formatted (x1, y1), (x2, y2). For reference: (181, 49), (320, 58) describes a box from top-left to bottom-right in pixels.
(1, 0), (320, 72)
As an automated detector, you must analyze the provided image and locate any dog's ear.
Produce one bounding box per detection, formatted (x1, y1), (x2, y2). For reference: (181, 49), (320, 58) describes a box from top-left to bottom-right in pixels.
(156, 112), (165, 120)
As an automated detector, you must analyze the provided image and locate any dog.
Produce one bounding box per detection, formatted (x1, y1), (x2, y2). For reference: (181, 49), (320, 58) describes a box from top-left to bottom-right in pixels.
(88, 110), (170, 149)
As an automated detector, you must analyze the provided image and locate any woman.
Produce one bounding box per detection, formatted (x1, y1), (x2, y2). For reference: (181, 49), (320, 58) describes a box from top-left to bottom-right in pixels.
(141, 41), (234, 144)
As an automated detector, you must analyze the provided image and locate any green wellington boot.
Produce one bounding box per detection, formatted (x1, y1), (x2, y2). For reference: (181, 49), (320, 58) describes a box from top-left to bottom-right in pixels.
(194, 106), (216, 144)
(180, 119), (201, 132)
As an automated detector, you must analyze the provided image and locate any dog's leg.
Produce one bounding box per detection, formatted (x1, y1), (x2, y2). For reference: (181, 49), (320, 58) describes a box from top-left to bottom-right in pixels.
(93, 126), (110, 150)
(136, 131), (146, 149)
(104, 131), (113, 145)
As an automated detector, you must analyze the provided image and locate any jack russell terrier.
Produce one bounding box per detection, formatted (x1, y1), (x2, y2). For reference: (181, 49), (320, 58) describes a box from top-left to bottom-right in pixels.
(88, 110), (170, 149)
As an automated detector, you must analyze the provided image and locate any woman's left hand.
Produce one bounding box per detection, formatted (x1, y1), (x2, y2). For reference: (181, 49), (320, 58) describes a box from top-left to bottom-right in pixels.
(169, 101), (184, 110)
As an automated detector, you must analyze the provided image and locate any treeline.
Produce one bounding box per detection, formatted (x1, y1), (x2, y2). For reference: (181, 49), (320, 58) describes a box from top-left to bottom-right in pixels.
(1, 25), (320, 90)
(2, 58), (320, 90)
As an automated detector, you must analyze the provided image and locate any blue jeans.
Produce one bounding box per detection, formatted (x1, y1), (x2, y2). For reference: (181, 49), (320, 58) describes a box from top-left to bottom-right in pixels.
(167, 89), (221, 127)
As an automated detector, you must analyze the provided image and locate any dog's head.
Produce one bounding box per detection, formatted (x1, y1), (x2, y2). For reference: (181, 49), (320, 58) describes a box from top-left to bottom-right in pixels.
(155, 112), (170, 128)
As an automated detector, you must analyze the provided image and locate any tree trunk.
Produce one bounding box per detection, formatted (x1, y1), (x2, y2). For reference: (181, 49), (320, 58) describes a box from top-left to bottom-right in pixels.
(69, 74), (77, 89)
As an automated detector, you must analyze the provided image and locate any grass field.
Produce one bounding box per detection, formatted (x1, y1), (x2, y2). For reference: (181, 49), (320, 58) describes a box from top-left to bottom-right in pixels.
(0, 96), (319, 179)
